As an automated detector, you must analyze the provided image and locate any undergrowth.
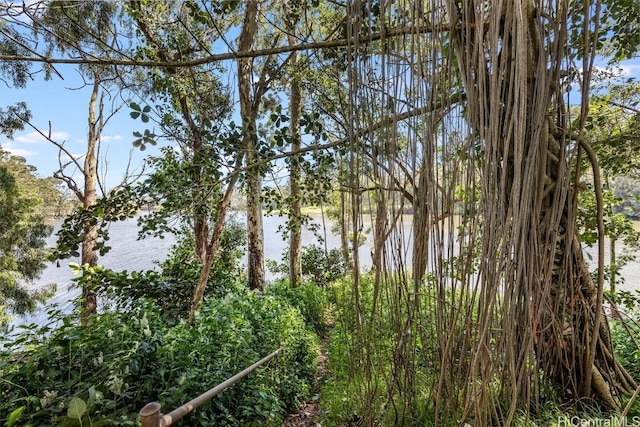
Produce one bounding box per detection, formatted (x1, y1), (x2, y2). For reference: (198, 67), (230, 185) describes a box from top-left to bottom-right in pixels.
(0, 285), (324, 426)
(318, 275), (640, 426)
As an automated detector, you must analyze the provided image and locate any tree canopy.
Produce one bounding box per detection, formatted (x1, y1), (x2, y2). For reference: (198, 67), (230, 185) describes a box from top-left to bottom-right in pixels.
(0, 147), (54, 324)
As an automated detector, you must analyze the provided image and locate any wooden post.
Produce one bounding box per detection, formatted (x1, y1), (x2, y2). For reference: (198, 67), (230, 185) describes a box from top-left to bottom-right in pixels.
(140, 402), (162, 427)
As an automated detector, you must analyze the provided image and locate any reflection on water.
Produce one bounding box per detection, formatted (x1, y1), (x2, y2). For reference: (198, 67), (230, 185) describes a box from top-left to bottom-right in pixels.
(7, 213), (350, 331)
(7, 213), (640, 331)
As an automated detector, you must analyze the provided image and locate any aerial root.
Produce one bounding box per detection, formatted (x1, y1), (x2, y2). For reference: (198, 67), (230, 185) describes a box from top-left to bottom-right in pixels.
(591, 363), (618, 409)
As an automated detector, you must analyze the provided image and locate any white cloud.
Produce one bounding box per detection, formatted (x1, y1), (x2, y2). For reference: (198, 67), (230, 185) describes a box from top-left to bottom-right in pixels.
(100, 134), (123, 143)
(1, 141), (38, 158)
(15, 131), (69, 144)
(619, 64), (640, 76)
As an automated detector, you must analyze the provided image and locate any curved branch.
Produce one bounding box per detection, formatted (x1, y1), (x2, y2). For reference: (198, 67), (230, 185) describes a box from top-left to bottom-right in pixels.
(214, 93), (466, 187)
(572, 132), (606, 400)
(14, 115), (84, 172)
(0, 24), (457, 68)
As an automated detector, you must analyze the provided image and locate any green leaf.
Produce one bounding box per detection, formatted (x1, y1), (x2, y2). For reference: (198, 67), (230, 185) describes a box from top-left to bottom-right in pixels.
(130, 111), (141, 119)
(143, 105), (151, 113)
(6, 406), (25, 427)
(129, 102), (141, 111)
(141, 114), (149, 123)
(87, 385), (97, 407)
(67, 397), (87, 420)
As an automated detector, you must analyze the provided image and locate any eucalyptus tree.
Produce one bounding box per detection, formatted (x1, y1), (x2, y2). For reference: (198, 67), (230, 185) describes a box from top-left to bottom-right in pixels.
(1, 1), (136, 317)
(271, 0), (342, 287)
(283, 0), (304, 287)
(237, 0), (266, 291)
(48, 2), (131, 318)
(0, 147), (53, 325)
(224, 0), (329, 291)
(130, 0), (299, 295)
(125, 0), (234, 260)
(122, 0), (247, 321)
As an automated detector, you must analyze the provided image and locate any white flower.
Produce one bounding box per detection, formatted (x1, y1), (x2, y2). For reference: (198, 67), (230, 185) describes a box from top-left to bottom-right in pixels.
(40, 390), (57, 408)
(93, 352), (104, 366)
(139, 313), (149, 329)
(108, 376), (124, 395)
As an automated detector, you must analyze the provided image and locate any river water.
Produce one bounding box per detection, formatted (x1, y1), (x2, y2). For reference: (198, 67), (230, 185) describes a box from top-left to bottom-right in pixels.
(6, 213), (640, 331)
(6, 212), (353, 331)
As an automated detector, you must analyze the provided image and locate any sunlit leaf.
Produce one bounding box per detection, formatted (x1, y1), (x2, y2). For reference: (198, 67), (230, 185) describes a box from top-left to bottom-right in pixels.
(67, 397), (87, 420)
(7, 406), (25, 427)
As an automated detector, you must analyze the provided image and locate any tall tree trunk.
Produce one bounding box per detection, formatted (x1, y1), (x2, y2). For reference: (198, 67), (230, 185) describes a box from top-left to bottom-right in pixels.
(412, 160), (432, 285)
(80, 78), (100, 318)
(180, 98), (208, 263)
(128, 3), (210, 262)
(339, 182), (351, 267)
(238, 0), (264, 291)
(285, 2), (303, 287)
(189, 168), (240, 322)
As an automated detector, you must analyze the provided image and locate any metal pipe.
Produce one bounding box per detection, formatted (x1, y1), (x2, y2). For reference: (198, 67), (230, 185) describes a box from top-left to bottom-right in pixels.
(139, 346), (284, 427)
(139, 402), (162, 427)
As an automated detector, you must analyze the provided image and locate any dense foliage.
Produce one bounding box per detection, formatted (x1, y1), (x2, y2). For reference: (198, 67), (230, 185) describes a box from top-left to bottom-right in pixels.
(80, 219), (247, 322)
(0, 149), (58, 324)
(323, 275), (640, 426)
(0, 288), (323, 426)
(267, 244), (350, 289)
(2, 0), (640, 425)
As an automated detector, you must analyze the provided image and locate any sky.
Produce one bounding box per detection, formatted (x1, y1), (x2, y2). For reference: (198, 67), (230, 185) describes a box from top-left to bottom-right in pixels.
(1, 63), (163, 191)
(1, 55), (640, 192)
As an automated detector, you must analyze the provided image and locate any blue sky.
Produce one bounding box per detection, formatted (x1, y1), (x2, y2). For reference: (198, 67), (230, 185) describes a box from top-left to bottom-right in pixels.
(1, 64), (162, 190)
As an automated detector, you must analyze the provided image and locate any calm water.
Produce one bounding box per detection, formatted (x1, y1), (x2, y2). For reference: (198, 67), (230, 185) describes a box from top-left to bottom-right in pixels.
(7, 213), (640, 331)
(6, 212), (351, 331)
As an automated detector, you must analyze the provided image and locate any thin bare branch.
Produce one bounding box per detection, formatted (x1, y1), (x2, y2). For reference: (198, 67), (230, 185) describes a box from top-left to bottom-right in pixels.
(0, 24), (456, 67)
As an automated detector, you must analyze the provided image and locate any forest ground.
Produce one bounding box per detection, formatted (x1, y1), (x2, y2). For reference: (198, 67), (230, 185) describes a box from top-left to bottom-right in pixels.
(283, 338), (329, 427)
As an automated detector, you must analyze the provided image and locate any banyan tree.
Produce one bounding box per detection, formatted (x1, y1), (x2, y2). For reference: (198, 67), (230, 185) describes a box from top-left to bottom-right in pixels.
(2, 0), (638, 424)
(340, 0), (637, 424)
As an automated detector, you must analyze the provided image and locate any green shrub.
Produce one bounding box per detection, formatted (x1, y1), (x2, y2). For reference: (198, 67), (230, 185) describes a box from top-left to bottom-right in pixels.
(157, 291), (319, 422)
(266, 280), (331, 336)
(1, 301), (165, 426)
(320, 276), (393, 425)
(160, 221), (246, 299)
(88, 222), (246, 321)
(1, 290), (319, 426)
(267, 244), (349, 288)
(610, 304), (640, 392)
(320, 275), (457, 426)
